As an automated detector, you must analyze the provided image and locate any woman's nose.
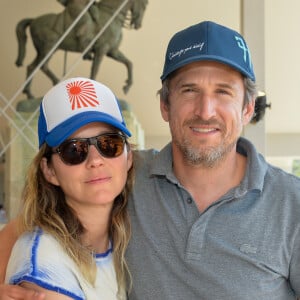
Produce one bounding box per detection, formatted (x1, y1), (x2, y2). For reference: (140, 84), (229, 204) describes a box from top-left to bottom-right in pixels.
(86, 145), (105, 167)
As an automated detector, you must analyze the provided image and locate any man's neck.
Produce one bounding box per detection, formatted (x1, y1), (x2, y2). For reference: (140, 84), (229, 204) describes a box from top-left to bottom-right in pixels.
(173, 150), (247, 212)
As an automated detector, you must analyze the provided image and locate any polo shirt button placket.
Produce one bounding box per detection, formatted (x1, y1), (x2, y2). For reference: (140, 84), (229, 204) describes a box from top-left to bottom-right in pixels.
(187, 198), (193, 204)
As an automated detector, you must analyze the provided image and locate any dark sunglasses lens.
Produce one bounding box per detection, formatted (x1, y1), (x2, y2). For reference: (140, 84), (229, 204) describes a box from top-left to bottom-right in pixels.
(59, 141), (88, 165)
(96, 135), (125, 158)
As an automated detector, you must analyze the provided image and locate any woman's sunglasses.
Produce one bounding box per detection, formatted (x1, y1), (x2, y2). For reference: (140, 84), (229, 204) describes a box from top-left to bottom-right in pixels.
(51, 132), (127, 165)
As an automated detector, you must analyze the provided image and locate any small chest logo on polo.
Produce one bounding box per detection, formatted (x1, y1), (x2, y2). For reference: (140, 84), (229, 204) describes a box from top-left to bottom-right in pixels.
(66, 80), (99, 110)
(240, 243), (257, 254)
(235, 36), (253, 71)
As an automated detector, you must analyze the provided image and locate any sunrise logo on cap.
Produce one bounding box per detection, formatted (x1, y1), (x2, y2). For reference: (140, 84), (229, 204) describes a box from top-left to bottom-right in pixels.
(66, 80), (100, 110)
(38, 77), (131, 147)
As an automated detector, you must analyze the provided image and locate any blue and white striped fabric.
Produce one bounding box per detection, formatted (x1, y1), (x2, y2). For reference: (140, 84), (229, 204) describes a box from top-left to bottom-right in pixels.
(5, 228), (122, 300)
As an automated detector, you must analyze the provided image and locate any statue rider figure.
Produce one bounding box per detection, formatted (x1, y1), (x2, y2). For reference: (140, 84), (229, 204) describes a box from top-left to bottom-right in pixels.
(56, 0), (100, 55)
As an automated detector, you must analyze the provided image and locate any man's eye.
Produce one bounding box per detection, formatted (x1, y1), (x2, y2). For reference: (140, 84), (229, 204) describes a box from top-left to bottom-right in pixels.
(182, 88), (196, 93)
(216, 89), (230, 95)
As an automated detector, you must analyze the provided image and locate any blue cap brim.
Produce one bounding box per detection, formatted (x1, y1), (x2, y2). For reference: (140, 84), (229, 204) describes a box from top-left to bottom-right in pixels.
(45, 111), (131, 147)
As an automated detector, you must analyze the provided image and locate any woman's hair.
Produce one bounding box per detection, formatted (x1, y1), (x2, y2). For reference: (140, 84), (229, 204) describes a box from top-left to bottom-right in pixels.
(158, 76), (258, 108)
(18, 140), (134, 297)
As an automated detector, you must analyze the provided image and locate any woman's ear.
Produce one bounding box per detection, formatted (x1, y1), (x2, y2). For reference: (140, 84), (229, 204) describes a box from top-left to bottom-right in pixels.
(126, 147), (133, 171)
(40, 157), (60, 186)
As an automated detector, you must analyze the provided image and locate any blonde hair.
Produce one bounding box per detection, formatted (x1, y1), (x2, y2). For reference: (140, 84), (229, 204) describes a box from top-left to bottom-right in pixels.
(18, 142), (133, 297)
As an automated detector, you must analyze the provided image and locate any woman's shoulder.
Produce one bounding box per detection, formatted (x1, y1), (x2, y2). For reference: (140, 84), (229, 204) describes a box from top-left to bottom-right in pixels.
(6, 228), (86, 299)
(7, 228), (76, 275)
(13, 228), (67, 257)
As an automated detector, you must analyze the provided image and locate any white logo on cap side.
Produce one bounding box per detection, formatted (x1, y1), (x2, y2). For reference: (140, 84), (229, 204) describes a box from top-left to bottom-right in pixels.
(168, 42), (205, 60)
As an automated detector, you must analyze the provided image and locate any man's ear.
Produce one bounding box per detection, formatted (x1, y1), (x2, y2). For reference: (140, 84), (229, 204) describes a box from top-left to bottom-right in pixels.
(160, 98), (170, 122)
(40, 157), (60, 186)
(242, 98), (256, 125)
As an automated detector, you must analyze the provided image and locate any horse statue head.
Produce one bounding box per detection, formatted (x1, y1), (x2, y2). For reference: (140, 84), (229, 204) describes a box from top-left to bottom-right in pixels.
(129, 0), (148, 29)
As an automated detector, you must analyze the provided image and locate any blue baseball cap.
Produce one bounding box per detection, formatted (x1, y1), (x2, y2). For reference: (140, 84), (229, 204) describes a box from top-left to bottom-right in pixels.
(38, 77), (131, 148)
(161, 21), (255, 81)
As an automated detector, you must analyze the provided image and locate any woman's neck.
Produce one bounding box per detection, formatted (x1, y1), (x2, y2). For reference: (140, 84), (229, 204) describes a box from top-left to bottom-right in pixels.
(76, 205), (112, 253)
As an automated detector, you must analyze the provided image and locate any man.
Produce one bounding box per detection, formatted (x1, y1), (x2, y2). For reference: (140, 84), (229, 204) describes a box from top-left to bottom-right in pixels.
(1, 21), (300, 299)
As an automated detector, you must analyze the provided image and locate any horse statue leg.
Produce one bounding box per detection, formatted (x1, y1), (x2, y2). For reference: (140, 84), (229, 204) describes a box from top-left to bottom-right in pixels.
(23, 50), (59, 99)
(22, 56), (53, 99)
(15, 18), (35, 99)
(90, 47), (106, 81)
(23, 56), (39, 99)
(15, 16), (60, 99)
(40, 60), (60, 87)
(107, 48), (133, 94)
(15, 18), (32, 67)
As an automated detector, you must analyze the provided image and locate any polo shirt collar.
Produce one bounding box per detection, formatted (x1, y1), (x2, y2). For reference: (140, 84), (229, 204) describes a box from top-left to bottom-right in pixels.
(149, 137), (268, 194)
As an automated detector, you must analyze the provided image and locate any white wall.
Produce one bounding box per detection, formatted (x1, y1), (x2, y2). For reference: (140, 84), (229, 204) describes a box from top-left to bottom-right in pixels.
(265, 0), (300, 134)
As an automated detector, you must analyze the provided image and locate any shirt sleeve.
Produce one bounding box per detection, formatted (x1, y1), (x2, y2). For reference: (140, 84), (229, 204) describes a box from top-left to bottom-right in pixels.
(5, 229), (86, 300)
(289, 225), (300, 297)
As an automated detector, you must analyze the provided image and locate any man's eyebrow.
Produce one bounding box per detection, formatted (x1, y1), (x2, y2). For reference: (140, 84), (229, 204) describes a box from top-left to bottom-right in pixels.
(174, 82), (198, 89)
(175, 82), (235, 89)
(215, 82), (234, 89)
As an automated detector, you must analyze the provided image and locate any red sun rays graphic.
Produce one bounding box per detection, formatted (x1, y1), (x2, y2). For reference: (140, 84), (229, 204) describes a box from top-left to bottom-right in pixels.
(66, 80), (100, 110)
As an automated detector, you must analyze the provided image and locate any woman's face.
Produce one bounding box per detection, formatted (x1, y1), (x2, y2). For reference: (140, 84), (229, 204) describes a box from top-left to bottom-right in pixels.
(41, 122), (132, 213)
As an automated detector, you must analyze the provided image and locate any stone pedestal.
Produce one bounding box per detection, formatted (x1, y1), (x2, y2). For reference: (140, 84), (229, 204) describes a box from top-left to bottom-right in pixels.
(122, 110), (144, 149)
(5, 112), (38, 220)
(118, 99), (144, 149)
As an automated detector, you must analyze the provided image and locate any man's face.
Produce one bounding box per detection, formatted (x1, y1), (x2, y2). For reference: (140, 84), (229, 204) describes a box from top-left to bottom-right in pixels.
(160, 61), (255, 168)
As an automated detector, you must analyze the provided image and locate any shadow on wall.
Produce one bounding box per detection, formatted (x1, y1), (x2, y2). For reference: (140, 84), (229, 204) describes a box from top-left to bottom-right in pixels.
(0, 147), (4, 211)
(0, 203), (8, 224)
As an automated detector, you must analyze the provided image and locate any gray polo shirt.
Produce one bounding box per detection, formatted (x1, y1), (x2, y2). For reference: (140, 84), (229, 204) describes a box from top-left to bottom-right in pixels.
(126, 137), (300, 299)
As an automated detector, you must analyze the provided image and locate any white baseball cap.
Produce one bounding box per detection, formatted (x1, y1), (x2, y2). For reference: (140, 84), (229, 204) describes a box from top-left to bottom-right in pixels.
(38, 77), (131, 147)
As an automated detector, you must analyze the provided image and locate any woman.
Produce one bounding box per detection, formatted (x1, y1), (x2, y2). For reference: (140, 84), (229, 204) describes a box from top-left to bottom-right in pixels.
(4, 77), (133, 299)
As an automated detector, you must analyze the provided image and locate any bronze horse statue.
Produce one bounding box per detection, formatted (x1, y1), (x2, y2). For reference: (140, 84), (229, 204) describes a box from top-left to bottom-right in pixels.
(15, 0), (148, 99)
